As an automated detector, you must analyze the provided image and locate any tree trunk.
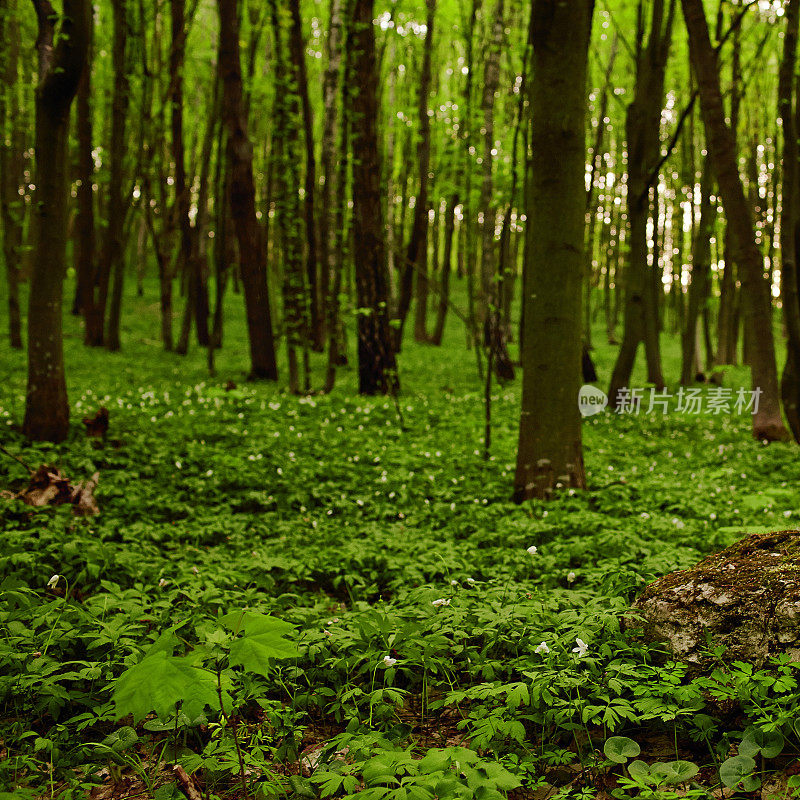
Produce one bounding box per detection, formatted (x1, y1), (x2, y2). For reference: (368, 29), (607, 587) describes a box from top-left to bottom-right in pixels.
(23, 0), (90, 442)
(271, 0), (310, 394)
(478, 0), (504, 351)
(394, 0), (436, 351)
(72, 22), (94, 325)
(431, 191), (457, 346)
(104, 0), (130, 352)
(681, 166), (714, 385)
(681, 0), (787, 440)
(0, 0), (24, 349)
(218, 0), (278, 380)
(322, 0), (344, 392)
(779, 0), (800, 442)
(513, 0), (592, 502)
(608, 0), (673, 408)
(289, 0), (323, 352)
(172, 0), (199, 356)
(347, 0), (399, 394)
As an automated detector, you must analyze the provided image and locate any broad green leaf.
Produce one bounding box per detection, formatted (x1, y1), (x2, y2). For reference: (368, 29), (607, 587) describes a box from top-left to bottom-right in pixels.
(603, 735), (640, 763)
(651, 760), (699, 785)
(627, 760), (651, 781)
(228, 630), (299, 676)
(218, 610), (295, 638)
(740, 725), (784, 759)
(113, 652), (220, 723)
(719, 755), (759, 790)
(102, 725), (138, 753)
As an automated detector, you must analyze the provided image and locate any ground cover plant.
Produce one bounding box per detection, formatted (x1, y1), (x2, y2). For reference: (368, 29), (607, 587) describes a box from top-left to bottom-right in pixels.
(2, 286), (800, 799)
(6, 0), (800, 797)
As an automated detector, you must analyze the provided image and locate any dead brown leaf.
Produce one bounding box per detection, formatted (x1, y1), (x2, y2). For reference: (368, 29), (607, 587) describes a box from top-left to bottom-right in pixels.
(8, 465), (100, 516)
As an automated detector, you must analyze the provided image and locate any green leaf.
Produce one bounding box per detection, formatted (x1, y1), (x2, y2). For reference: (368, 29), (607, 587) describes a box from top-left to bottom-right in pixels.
(218, 610), (295, 638)
(651, 760), (699, 785)
(113, 652), (220, 723)
(719, 755), (760, 790)
(603, 735), (640, 764)
(740, 725), (784, 759)
(221, 611), (298, 675)
(288, 774), (316, 798)
(102, 725), (138, 753)
(627, 760), (651, 782)
(228, 630), (298, 676)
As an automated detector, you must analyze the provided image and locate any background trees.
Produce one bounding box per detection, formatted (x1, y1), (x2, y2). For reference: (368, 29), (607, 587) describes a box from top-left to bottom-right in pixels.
(2, 0), (799, 484)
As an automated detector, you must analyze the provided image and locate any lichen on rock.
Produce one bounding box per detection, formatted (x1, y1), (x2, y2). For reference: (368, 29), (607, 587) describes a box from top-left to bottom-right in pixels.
(632, 529), (800, 669)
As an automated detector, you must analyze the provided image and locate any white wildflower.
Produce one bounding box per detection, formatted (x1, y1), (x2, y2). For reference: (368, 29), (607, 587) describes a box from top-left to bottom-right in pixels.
(572, 638), (589, 657)
(47, 574), (60, 589)
(383, 655), (397, 667)
(526, 545), (538, 555)
(432, 598), (451, 608)
(534, 642), (550, 655)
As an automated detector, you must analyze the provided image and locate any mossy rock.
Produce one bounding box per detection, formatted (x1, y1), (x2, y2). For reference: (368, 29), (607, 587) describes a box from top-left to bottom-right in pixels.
(633, 529), (800, 668)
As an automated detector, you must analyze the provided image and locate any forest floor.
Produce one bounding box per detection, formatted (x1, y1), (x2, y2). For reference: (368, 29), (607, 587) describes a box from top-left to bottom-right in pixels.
(1, 279), (800, 799)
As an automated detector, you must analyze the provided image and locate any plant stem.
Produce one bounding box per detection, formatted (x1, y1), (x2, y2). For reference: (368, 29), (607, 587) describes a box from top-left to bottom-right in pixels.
(216, 664), (249, 800)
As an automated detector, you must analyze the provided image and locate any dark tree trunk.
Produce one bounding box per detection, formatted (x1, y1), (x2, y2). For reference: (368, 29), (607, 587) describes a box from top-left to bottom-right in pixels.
(0, 0), (24, 349)
(271, 0), (310, 394)
(322, 0), (344, 392)
(779, 0), (800, 441)
(681, 0), (787, 440)
(513, 0), (593, 501)
(172, 0), (197, 355)
(347, 0), (399, 394)
(431, 191), (457, 346)
(608, 0), (674, 407)
(104, 0), (130, 352)
(23, 0), (90, 442)
(289, 0), (323, 352)
(681, 167), (714, 385)
(218, 0), (278, 380)
(72, 21), (94, 324)
(394, 0), (436, 351)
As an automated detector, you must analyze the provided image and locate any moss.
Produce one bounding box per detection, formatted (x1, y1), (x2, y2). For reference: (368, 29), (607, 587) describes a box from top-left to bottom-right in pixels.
(637, 529), (800, 604)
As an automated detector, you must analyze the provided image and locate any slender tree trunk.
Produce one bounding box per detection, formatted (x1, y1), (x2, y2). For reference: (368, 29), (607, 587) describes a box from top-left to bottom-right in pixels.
(289, 0), (323, 353)
(395, 0), (436, 350)
(72, 17), (93, 320)
(779, 0), (800, 441)
(431, 191), (457, 346)
(348, 0), (398, 394)
(513, 0), (592, 502)
(584, 38), (617, 351)
(173, 0), (197, 355)
(322, 0), (344, 392)
(608, 0), (674, 407)
(218, 0), (278, 380)
(24, 0), (90, 441)
(463, 1), (480, 358)
(271, 0), (310, 394)
(681, 166), (714, 385)
(0, 0), (24, 348)
(681, 0), (787, 440)
(104, 0), (130, 352)
(478, 0), (504, 345)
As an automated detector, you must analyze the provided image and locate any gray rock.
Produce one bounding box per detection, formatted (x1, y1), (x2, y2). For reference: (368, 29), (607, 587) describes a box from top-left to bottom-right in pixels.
(633, 529), (800, 669)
